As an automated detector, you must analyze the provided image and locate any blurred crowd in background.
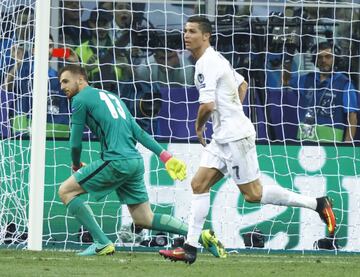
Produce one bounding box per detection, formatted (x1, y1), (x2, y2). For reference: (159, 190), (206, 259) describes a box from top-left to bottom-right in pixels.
(0, 0), (359, 142)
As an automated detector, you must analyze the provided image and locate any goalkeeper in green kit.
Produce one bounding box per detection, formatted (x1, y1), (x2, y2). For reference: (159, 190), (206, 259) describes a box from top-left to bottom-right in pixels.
(58, 65), (224, 257)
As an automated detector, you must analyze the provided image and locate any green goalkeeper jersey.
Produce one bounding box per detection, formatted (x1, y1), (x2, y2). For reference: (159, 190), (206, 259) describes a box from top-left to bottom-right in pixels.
(70, 86), (163, 163)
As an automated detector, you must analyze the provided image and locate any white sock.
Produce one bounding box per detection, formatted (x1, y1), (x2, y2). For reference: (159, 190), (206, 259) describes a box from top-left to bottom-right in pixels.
(260, 185), (317, 210)
(186, 193), (210, 247)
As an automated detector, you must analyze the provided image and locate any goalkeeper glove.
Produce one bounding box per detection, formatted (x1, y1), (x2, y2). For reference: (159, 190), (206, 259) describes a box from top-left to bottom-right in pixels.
(160, 151), (187, 181)
(72, 162), (86, 173)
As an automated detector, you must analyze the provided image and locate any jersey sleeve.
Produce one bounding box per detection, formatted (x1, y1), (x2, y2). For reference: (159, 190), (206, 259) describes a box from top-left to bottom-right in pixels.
(70, 124), (83, 166)
(130, 116), (164, 156)
(197, 58), (221, 104)
(71, 97), (87, 125)
(235, 71), (245, 87)
(70, 97), (86, 165)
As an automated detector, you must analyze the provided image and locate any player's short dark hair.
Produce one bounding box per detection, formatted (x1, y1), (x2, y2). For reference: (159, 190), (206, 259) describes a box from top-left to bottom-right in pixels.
(58, 64), (88, 82)
(312, 41), (340, 56)
(318, 41), (333, 52)
(187, 16), (212, 35)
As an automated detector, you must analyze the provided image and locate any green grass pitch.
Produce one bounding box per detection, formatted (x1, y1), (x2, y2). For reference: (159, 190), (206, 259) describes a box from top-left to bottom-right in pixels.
(1, 249), (359, 277)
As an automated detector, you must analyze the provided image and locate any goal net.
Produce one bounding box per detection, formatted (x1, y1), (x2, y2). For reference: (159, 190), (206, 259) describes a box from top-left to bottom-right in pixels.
(0, 0), (359, 252)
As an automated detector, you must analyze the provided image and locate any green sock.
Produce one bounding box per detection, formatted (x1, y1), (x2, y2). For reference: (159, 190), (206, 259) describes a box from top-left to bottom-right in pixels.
(67, 197), (110, 245)
(151, 213), (188, 236)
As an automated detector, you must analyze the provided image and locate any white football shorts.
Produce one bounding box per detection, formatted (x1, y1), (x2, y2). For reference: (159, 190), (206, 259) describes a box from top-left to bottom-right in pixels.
(199, 135), (260, 185)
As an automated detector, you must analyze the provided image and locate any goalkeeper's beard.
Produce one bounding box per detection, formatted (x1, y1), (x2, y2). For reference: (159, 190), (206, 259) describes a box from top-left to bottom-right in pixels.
(65, 84), (80, 99)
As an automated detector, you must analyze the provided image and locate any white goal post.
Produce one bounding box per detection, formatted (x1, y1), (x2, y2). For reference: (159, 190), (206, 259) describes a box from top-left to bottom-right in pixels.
(27, 0), (51, 251)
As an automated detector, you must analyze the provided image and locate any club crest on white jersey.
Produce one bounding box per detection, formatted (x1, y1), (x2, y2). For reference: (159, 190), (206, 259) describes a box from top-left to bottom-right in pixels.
(197, 73), (205, 88)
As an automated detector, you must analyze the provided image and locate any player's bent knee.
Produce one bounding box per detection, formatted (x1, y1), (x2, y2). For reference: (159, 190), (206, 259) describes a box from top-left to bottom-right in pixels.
(191, 179), (209, 194)
(239, 181), (263, 203)
(58, 183), (77, 204)
(243, 192), (261, 203)
(58, 177), (85, 205)
(58, 183), (69, 204)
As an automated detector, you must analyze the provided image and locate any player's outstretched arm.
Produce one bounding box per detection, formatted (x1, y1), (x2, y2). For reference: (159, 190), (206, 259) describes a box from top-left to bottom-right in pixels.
(159, 151), (187, 181)
(132, 118), (187, 181)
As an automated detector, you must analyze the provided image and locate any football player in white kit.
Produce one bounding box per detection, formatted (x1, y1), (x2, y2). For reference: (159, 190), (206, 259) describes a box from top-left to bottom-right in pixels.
(159, 16), (336, 264)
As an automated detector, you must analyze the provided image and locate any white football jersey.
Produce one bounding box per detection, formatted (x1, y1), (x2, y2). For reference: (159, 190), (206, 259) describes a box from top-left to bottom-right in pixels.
(194, 47), (256, 143)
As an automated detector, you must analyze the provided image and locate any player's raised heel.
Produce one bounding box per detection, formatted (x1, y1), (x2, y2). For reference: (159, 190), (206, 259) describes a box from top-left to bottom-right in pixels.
(200, 229), (227, 258)
(159, 244), (197, 264)
(77, 242), (115, 256)
(316, 196), (336, 235)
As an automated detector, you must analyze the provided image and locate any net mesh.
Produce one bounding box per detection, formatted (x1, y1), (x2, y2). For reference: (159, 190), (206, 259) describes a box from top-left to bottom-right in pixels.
(0, 0), (359, 251)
